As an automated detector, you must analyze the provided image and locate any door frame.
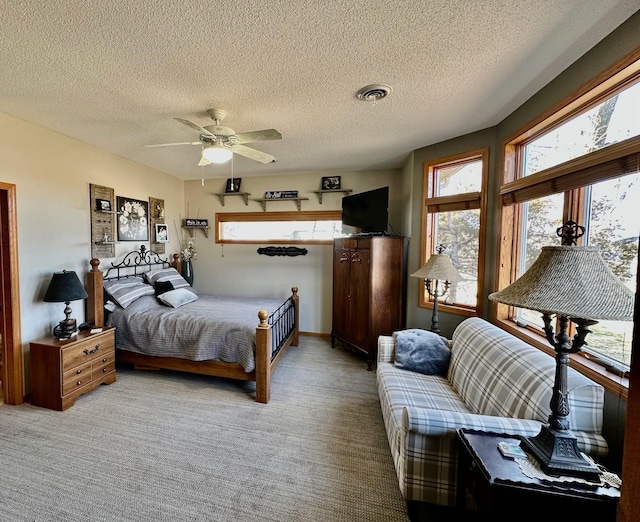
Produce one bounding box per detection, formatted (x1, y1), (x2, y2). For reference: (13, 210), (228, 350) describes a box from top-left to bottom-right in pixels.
(0, 182), (23, 404)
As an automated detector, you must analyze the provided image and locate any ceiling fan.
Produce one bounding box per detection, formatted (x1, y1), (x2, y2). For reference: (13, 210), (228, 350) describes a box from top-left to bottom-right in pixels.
(145, 108), (282, 165)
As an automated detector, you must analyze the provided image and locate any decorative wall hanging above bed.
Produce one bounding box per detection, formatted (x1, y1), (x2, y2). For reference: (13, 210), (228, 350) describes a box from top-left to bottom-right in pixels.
(89, 183), (117, 259)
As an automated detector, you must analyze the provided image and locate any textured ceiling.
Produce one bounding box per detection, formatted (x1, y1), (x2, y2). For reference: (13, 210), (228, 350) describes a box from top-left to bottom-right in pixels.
(1, 1), (639, 181)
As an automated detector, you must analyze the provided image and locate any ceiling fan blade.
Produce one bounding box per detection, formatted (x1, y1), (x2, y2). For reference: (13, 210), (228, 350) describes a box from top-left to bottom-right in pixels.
(144, 141), (201, 148)
(233, 129), (282, 144)
(174, 118), (214, 136)
(230, 144), (277, 164)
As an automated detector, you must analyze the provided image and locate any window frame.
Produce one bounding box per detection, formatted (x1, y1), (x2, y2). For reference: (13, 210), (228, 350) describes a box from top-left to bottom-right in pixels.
(496, 52), (640, 400)
(419, 148), (489, 317)
(215, 210), (343, 245)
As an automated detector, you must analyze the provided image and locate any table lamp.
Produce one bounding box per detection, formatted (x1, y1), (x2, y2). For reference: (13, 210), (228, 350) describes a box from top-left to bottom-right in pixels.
(43, 270), (89, 338)
(489, 221), (634, 478)
(411, 245), (463, 334)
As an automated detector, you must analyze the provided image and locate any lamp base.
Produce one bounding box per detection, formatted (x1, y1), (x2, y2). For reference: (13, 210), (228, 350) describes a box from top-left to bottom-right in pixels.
(521, 425), (602, 480)
(54, 318), (77, 339)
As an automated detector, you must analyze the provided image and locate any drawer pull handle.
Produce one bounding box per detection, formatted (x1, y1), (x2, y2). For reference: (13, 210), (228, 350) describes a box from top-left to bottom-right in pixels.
(102, 358), (107, 363)
(76, 380), (82, 386)
(83, 345), (100, 355)
(103, 368), (108, 373)
(76, 369), (82, 375)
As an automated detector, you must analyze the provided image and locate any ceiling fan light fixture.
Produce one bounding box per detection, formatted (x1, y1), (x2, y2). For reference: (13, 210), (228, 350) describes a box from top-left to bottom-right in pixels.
(202, 143), (233, 164)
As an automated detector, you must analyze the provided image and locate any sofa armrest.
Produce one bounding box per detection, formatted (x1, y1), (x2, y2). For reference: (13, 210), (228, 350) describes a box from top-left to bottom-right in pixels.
(402, 407), (543, 438)
(378, 335), (396, 364)
(401, 407), (609, 457)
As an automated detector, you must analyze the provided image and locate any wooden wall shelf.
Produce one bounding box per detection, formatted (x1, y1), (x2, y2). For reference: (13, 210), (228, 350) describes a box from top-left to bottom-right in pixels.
(253, 197), (309, 211)
(214, 192), (251, 206)
(312, 189), (352, 204)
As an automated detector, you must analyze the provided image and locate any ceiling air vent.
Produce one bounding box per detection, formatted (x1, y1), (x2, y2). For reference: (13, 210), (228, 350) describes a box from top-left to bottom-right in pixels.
(356, 84), (392, 102)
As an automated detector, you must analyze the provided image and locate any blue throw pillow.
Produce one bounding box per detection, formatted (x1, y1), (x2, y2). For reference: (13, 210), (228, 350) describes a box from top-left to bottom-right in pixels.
(393, 329), (451, 375)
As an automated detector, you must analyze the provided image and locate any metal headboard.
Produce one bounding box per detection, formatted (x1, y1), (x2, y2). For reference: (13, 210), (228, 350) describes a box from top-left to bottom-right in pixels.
(103, 245), (171, 280)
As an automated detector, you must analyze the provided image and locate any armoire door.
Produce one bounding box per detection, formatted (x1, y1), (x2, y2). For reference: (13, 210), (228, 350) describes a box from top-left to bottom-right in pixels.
(348, 248), (370, 349)
(332, 248), (352, 340)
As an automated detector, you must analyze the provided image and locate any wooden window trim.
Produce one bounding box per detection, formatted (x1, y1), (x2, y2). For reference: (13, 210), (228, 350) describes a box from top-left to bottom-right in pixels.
(495, 50), (640, 395)
(419, 148), (489, 316)
(215, 210), (342, 245)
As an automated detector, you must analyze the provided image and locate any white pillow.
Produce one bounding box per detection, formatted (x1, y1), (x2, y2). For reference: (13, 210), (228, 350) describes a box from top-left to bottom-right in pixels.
(157, 288), (199, 308)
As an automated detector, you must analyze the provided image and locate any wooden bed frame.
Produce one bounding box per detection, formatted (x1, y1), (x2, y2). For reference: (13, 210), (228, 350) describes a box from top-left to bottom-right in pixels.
(85, 247), (299, 404)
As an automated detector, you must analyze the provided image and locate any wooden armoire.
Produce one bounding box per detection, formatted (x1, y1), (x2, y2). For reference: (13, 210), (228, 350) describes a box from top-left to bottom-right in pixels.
(331, 235), (405, 368)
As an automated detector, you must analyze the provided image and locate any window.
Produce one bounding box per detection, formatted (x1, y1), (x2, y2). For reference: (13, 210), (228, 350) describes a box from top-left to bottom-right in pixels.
(215, 210), (343, 244)
(419, 149), (488, 315)
(498, 59), (640, 397)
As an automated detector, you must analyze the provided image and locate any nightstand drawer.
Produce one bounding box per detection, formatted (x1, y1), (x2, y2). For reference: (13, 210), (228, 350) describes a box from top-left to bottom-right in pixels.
(62, 360), (93, 395)
(92, 352), (115, 378)
(61, 334), (114, 371)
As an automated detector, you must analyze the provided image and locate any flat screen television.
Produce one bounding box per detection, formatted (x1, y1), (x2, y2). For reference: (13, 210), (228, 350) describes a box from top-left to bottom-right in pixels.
(341, 186), (389, 234)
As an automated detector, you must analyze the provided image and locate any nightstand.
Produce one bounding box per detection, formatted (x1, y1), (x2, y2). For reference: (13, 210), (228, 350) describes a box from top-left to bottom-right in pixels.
(30, 328), (116, 410)
(456, 429), (620, 521)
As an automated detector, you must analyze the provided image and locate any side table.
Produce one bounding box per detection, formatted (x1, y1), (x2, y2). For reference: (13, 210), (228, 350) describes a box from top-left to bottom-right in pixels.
(456, 429), (620, 521)
(30, 328), (116, 410)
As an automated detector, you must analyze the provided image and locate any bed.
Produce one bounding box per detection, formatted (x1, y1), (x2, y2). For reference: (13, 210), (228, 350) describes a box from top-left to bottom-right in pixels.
(85, 246), (299, 403)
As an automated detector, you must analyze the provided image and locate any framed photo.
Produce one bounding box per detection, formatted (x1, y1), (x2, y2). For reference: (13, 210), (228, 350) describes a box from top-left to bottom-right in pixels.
(116, 196), (149, 241)
(155, 223), (169, 243)
(225, 178), (242, 193)
(96, 198), (112, 212)
(321, 176), (341, 190)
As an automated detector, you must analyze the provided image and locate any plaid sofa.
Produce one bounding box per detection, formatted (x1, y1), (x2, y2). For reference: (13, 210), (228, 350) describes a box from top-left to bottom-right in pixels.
(376, 317), (608, 506)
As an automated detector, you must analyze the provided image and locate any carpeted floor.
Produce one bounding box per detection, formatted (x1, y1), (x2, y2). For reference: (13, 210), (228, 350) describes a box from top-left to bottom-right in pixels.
(0, 336), (416, 521)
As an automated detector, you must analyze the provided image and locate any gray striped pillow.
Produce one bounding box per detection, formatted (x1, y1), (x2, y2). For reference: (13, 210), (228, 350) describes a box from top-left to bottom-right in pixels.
(145, 267), (193, 291)
(103, 277), (155, 308)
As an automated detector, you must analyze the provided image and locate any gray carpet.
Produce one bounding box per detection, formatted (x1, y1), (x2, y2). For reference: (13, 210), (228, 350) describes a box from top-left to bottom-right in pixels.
(0, 336), (410, 521)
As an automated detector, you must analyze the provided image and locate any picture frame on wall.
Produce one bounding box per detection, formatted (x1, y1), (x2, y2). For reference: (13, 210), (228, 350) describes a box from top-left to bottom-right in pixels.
(116, 196), (149, 241)
(225, 178), (242, 193)
(155, 223), (169, 243)
(95, 198), (112, 212)
(321, 175), (341, 190)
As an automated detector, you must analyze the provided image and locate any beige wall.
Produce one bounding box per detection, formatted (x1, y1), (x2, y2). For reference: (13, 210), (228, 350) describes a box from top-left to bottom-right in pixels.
(183, 169), (402, 334)
(0, 112), (184, 391)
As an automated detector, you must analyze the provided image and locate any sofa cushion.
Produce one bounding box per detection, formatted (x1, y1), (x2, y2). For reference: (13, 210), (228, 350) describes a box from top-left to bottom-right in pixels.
(377, 361), (472, 469)
(448, 317), (604, 433)
(393, 329), (450, 375)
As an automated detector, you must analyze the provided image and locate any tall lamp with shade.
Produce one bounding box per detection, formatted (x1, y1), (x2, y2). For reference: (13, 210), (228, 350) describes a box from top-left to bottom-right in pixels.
(489, 221), (635, 479)
(411, 245), (463, 334)
(43, 270), (88, 339)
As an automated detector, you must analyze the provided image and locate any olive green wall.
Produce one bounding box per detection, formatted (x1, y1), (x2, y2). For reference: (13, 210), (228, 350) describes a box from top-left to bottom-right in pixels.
(403, 11), (640, 471)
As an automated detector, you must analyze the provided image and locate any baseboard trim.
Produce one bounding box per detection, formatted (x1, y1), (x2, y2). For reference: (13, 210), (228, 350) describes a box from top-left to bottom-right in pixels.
(300, 331), (331, 339)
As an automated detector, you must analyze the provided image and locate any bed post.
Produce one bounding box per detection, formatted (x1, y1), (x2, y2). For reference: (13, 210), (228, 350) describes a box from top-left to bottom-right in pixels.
(255, 310), (271, 404)
(292, 287), (299, 346)
(86, 258), (104, 328)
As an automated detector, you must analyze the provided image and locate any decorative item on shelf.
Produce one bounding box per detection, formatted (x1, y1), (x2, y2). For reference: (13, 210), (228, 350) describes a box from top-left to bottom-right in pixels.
(116, 196), (149, 241)
(155, 223), (169, 243)
(180, 240), (197, 286)
(489, 220), (635, 480)
(225, 177), (242, 193)
(410, 244), (463, 334)
(321, 175), (341, 190)
(264, 190), (298, 199)
(43, 270), (89, 339)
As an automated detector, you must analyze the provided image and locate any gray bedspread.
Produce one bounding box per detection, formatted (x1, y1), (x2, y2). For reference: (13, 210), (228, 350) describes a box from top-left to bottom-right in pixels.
(107, 293), (286, 372)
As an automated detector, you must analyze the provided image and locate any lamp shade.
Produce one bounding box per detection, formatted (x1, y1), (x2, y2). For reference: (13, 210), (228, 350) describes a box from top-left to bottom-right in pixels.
(489, 245), (634, 321)
(411, 254), (463, 282)
(43, 270), (88, 303)
(202, 144), (233, 164)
